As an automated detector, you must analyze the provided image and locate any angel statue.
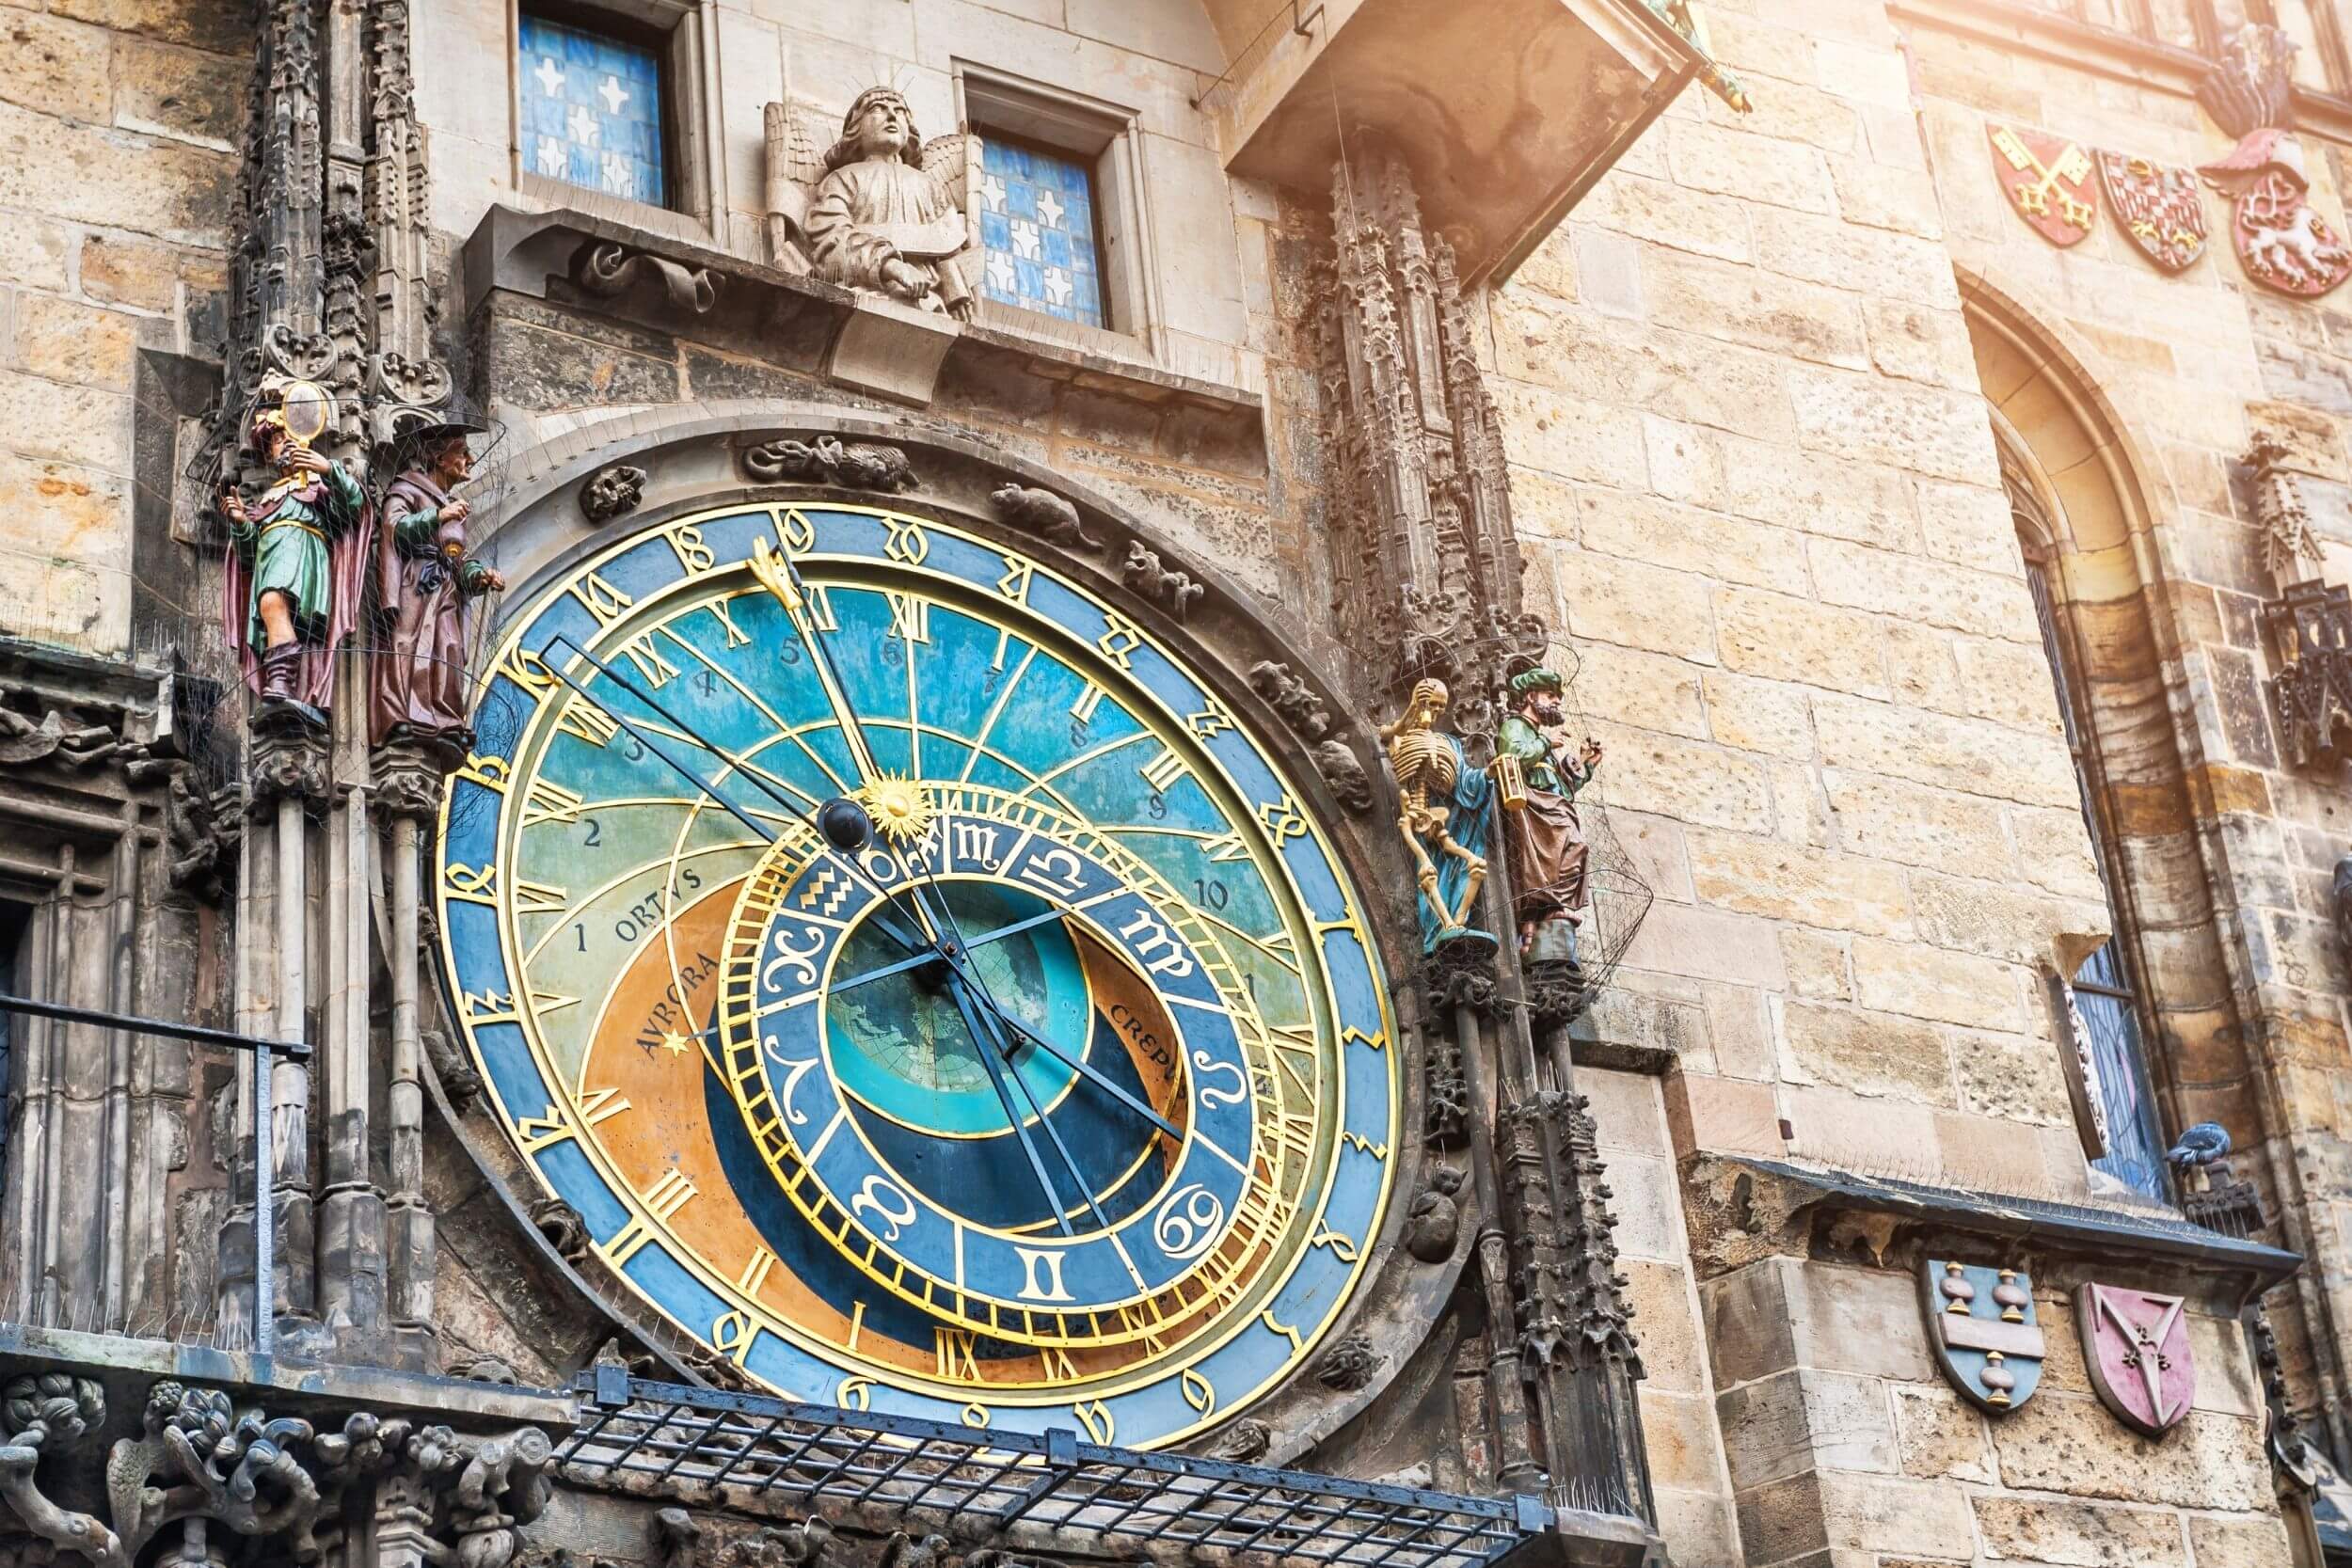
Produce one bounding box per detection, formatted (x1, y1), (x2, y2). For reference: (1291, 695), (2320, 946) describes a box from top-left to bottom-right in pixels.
(1379, 678), (1497, 955)
(765, 87), (978, 318)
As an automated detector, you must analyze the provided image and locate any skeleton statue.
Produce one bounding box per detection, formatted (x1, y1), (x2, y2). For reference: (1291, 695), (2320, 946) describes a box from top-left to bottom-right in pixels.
(764, 87), (979, 318)
(1379, 678), (1496, 953)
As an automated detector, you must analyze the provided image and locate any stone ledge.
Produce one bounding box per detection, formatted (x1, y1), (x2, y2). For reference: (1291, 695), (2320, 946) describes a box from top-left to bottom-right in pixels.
(0, 1322), (576, 1430)
(461, 205), (1265, 422)
(1681, 1156), (2301, 1304)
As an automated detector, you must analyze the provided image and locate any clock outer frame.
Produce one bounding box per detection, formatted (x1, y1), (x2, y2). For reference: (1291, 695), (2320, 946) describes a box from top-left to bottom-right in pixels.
(430, 404), (1469, 1463)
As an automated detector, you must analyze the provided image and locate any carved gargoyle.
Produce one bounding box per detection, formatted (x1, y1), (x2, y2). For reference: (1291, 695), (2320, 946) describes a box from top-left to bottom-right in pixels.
(720, 1516), (833, 1568)
(1119, 542), (1204, 623)
(763, 89), (978, 318)
(530, 1196), (590, 1262)
(1404, 1165), (1464, 1262)
(1314, 1333), (1382, 1393)
(1200, 1418), (1272, 1464)
(581, 464), (647, 524)
(878, 1530), (948, 1568)
(654, 1508), (706, 1568)
(989, 483), (1099, 551)
(741, 437), (917, 493)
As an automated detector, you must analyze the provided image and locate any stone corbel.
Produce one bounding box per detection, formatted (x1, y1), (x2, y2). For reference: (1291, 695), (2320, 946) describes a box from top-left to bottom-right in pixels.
(0, 1375), (123, 1568)
(575, 242), (719, 317)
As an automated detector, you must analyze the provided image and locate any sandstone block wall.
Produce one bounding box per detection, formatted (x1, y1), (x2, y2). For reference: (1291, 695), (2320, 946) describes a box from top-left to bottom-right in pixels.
(1488, 0), (2105, 1193)
(0, 0), (239, 656)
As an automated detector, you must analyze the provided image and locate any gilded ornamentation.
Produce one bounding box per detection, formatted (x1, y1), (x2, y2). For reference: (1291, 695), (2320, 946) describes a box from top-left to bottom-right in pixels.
(1379, 678), (1492, 954)
(2094, 150), (2207, 273)
(1986, 123), (2098, 247)
(764, 87), (977, 318)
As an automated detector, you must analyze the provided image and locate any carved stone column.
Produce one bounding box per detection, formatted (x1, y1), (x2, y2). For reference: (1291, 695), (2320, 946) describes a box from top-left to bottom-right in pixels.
(221, 729), (330, 1351)
(374, 742), (451, 1361)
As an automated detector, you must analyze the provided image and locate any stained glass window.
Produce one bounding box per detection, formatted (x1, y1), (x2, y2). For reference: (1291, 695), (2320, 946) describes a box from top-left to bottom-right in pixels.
(977, 137), (1106, 328)
(518, 13), (666, 208)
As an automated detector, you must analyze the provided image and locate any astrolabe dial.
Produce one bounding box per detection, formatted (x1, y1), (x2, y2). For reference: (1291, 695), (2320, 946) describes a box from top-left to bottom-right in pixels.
(437, 500), (1396, 1448)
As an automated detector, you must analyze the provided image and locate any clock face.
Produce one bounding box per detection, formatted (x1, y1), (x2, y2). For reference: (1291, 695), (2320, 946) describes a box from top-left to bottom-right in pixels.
(437, 500), (1397, 1448)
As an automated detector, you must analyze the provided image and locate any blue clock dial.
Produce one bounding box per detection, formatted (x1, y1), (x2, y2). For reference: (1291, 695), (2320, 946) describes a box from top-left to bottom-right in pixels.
(437, 502), (1397, 1449)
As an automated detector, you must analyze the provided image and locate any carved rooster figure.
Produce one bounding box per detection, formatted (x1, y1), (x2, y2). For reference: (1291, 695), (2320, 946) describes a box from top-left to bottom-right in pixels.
(1378, 678), (1496, 953)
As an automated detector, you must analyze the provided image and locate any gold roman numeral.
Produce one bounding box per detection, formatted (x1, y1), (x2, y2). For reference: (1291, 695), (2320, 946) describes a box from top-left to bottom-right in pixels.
(935, 1327), (981, 1381)
(618, 633), (680, 689)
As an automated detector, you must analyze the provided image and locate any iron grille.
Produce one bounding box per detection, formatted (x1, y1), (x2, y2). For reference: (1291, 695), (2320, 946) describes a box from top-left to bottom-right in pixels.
(557, 1372), (1565, 1568)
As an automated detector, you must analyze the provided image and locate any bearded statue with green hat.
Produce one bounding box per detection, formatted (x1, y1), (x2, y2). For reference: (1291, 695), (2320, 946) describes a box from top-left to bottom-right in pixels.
(1495, 665), (1603, 961)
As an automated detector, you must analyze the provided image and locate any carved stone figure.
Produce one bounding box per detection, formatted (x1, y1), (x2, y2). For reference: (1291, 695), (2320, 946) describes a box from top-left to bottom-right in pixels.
(2246, 429), (2325, 583)
(1249, 660), (1333, 739)
(1314, 1333), (1381, 1392)
(878, 1531), (947, 1568)
(2265, 578), (2352, 769)
(721, 1517), (832, 1568)
(741, 436), (917, 492)
(1379, 678), (1493, 953)
(220, 402), (371, 718)
(424, 1027), (486, 1110)
(530, 1196), (590, 1262)
(768, 87), (977, 318)
(654, 1508), (706, 1568)
(370, 422), (505, 752)
(1119, 541), (1205, 621)
(1311, 736), (1375, 815)
(1200, 1418), (1272, 1464)
(580, 463), (647, 524)
(1404, 1165), (1464, 1262)
(990, 483), (1099, 551)
(1493, 667), (1601, 960)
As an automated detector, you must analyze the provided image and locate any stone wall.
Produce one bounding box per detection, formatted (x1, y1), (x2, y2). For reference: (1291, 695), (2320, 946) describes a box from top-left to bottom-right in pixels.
(1487, 0), (2102, 1186)
(0, 0), (240, 657)
(1901, 0), (2352, 1483)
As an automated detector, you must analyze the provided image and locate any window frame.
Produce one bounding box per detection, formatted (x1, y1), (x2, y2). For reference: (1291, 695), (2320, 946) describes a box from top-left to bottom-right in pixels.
(977, 128), (1117, 331)
(953, 63), (1161, 354)
(513, 0), (717, 241)
(2010, 467), (2174, 1201)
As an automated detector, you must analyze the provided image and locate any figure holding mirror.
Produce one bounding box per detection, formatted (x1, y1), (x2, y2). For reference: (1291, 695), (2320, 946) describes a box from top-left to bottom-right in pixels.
(218, 380), (371, 719)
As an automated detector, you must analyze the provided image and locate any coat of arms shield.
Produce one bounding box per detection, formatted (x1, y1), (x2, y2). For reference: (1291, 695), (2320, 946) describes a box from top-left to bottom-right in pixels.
(1922, 1259), (2044, 1413)
(1988, 123), (2098, 246)
(2077, 1283), (2196, 1436)
(2096, 150), (2208, 272)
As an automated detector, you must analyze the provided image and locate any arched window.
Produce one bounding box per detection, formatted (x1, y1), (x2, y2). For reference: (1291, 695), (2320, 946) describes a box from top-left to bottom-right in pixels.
(2006, 451), (2170, 1201)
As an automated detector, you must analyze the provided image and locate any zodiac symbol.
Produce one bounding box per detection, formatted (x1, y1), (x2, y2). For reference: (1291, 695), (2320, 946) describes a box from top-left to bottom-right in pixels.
(1192, 1050), (1248, 1109)
(850, 1174), (917, 1242)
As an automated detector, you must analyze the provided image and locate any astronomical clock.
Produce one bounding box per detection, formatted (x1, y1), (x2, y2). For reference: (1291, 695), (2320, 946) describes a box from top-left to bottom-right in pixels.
(437, 499), (1398, 1449)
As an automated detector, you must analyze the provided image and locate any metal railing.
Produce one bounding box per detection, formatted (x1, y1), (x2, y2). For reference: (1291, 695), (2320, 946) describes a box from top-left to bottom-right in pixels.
(0, 992), (310, 1356)
(559, 1371), (1565, 1568)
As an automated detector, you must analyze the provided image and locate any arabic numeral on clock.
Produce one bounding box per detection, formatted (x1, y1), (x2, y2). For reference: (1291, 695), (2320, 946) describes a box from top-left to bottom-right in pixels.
(1151, 1183), (1224, 1261)
(1192, 878), (1229, 910)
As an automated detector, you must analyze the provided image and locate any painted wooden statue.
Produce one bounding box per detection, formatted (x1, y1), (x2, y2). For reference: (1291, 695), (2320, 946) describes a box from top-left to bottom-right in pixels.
(1379, 677), (1495, 953)
(369, 421), (505, 750)
(1494, 666), (1602, 960)
(218, 391), (370, 718)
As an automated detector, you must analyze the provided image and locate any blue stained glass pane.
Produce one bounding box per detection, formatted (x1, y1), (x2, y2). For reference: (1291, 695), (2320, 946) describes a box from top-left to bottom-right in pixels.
(518, 12), (666, 209)
(978, 136), (1106, 328)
